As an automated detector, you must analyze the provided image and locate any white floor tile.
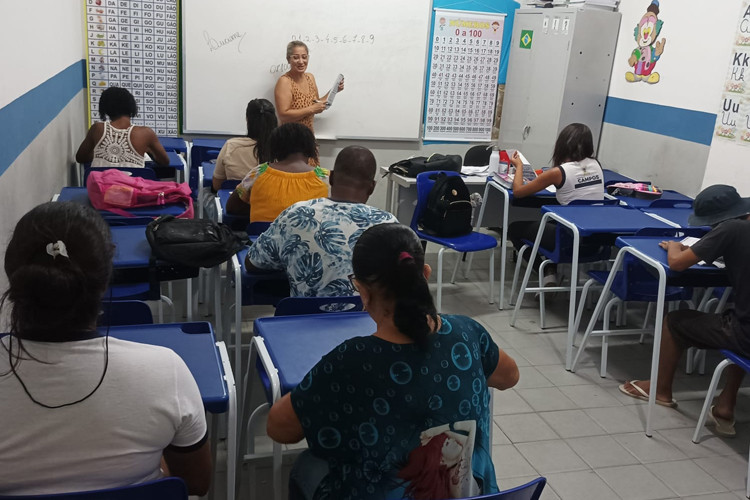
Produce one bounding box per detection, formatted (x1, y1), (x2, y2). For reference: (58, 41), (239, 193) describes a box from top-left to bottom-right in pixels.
(649, 459), (728, 497)
(495, 413), (559, 443)
(515, 439), (589, 474)
(544, 470), (620, 500)
(566, 435), (639, 468)
(539, 409), (607, 438)
(596, 464), (676, 500)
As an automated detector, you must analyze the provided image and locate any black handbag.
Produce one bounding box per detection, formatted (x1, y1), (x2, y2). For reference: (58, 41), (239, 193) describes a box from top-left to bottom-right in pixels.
(388, 153), (462, 177)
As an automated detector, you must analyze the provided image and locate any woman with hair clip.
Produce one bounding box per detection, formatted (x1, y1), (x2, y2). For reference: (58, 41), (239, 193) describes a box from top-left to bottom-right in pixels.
(0, 202), (211, 495)
(267, 223), (520, 500)
(211, 98), (278, 192)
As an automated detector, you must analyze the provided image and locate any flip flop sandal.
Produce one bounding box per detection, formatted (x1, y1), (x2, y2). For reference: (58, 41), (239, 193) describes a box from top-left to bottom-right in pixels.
(707, 405), (736, 437)
(618, 380), (678, 408)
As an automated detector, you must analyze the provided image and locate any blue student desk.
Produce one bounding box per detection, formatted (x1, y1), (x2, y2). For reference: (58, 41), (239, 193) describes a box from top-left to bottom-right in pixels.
(612, 189), (694, 209)
(509, 205), (674, 370)
(602, 169), (635, 185)
(109, 226), (200, 320)
(158, 136), (188, 154)
(107, 321), (237, 500)
(248, 312), (376, 500)
(146, 150), (188, 182)
(56, 187), (188, 219)
(639, 206), (703, 228)
(581, 236), (729, 437)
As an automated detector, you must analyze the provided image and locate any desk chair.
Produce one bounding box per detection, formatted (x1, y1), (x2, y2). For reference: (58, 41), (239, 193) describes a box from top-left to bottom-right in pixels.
(464, 144), (492, 166)
(0, 477), (187, 500)
(469, 477), (546, 500)
(98, 300), (154, 326)
(509, 202), (615, 329)
(189, 139), (225, 213)
(693, 349), (750, 498)
(411, 171), (498, 313)
(226, 247), (289, 399)
(215, 183), (247, 231)
(569, 227), (705, 375)
(273, 295), (363, 316)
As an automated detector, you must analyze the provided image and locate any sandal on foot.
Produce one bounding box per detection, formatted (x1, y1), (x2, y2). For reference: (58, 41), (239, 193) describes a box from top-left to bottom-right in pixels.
(618, 380), (678, 408)
(707, 405), (736, 437)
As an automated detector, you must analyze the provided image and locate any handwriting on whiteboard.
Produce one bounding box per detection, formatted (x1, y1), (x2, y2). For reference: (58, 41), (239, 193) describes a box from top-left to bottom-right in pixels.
(204, 30), (247, 53)
(290, 34), (375, 45)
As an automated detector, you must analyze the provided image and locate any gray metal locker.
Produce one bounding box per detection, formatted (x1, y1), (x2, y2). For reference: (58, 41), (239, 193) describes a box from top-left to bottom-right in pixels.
(498, 8), (620, 169)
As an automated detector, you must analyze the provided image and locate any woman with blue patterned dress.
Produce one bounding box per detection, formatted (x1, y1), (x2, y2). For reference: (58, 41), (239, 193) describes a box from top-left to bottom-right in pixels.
(267, 223), (520, 500)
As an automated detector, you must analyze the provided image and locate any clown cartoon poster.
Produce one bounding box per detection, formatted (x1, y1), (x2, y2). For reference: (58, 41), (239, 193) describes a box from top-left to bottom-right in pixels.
(714, 0), (750, 145)
(626, 0), (667, 84)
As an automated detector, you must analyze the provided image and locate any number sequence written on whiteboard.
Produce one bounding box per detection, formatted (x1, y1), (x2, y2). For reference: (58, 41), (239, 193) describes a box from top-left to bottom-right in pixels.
(290, 34), (375, 45)
(424, 11), (505, 141)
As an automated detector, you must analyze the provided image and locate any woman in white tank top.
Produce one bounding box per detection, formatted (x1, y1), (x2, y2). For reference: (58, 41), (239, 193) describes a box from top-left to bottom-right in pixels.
(76, 87), (170, 168)
(507, 123), (605, 286)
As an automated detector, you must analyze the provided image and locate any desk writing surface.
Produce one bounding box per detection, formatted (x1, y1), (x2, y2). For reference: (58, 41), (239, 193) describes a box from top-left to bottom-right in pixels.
(602, 169), (635, 185)
(254, 312), (376, 395)
(111, 226), (151, 269)
(146, 150), (184, 169)
(542, 205), (672, 236)
(59, 187), (187, 218)
(616, 236), (727, 278)
(106, 322), (228, 413)
(614, 190), (693, 209)
(640, 207), (701, 228)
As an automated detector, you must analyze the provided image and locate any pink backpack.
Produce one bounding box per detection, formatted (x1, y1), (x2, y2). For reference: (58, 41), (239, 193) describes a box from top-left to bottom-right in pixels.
(87, 169), (194, 219)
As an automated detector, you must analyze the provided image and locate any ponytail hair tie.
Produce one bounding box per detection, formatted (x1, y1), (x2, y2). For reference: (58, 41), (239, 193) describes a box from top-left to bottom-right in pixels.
(398, 251), (413, 262)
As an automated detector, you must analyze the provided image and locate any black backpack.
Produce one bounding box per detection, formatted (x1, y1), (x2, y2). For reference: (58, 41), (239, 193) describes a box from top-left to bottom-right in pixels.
(419, 173), (473, 237)
(388, 154), (462, 177)
(146, 215), (245, 269)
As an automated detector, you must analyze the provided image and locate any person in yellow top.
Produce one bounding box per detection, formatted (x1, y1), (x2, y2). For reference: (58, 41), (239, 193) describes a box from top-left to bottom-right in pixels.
(226, 123), (328, 223)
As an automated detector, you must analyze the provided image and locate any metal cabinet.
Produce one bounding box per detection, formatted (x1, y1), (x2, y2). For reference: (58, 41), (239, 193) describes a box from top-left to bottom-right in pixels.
(498, 8), (620, 168)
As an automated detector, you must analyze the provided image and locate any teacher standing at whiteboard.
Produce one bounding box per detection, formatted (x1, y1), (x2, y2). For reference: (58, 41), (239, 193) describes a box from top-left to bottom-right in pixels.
(274, 41), (344, 135)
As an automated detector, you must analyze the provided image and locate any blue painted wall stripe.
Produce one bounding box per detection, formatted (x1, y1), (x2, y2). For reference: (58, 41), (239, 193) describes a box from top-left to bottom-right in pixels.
(603, 96), (716, 146)
(0, 60), (86, 177)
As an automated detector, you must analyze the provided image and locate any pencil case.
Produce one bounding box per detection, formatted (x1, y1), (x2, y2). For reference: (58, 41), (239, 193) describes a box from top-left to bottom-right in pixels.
(606, 182), (662, 199)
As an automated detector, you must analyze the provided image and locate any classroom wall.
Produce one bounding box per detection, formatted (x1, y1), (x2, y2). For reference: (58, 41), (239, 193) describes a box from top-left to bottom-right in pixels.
(597, 0), (741, 197)
(0, 0), (87, 297)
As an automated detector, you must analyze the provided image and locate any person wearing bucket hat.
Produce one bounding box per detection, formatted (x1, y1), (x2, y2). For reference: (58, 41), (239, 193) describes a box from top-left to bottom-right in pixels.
(620, 185), (750, 437)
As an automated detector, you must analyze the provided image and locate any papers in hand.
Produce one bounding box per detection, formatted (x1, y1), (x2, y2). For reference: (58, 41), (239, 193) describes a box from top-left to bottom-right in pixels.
(325, 74), (344, 108)
(680, 237), (726, 268)
(491, 151), (538, 189)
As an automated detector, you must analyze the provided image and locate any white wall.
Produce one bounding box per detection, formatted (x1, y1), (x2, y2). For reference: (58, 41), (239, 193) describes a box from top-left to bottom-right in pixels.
(0, 0), (86, 302)
(597, 0), (742, 197)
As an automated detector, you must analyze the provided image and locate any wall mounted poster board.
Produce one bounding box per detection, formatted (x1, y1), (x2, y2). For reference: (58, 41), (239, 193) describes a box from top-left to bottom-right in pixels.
(423, 9), (505, 142)
(84, 0), (180, 136)
(182, 0), (431, 140)
(714, 0), (750, 146)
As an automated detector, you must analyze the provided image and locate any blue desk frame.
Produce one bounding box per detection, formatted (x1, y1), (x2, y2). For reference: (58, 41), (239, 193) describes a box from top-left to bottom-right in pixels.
(509, 206), (673, 370)
(105, 322), (236, 500)
(576, 236), (728, 436)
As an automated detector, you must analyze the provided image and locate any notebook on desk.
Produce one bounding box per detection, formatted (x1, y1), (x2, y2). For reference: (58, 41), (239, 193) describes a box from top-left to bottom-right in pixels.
(491, 150), (537, 189)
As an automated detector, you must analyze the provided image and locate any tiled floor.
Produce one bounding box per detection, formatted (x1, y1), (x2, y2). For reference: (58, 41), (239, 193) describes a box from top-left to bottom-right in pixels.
(235, 249), (750, 500)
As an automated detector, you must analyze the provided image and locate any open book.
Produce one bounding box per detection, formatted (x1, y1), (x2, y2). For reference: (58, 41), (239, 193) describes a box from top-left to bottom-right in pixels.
(680, 236), (725, 268)
(491, 151), (538, 189)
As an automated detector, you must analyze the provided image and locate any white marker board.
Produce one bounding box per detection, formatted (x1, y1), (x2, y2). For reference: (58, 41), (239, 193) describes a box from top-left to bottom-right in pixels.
(182, 0), (432, 140)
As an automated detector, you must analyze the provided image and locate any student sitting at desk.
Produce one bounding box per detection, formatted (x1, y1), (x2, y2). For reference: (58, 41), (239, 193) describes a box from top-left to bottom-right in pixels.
(0, 202), (211, 495)
(76, 86), (170, 168)
(246, 145), (396, 297)
(267, 223), (519, 500)
(620, 185), (750, 436)
(225, 122), (329, 223)
(507, 123), (604, 287)
(211, 98), (278, 192)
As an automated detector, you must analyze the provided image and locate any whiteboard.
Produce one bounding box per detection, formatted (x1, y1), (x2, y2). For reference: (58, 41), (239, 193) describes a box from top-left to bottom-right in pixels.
(182, 0), (432, 140)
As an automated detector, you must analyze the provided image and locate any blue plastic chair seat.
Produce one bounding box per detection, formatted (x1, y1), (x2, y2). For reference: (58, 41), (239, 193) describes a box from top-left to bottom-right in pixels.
(418, 230), (498, 252)
(0, 477), (188, 499)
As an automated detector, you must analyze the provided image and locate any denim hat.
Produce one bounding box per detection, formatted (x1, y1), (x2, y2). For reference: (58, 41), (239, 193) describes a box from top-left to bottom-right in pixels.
(688, 184), (750, 226)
